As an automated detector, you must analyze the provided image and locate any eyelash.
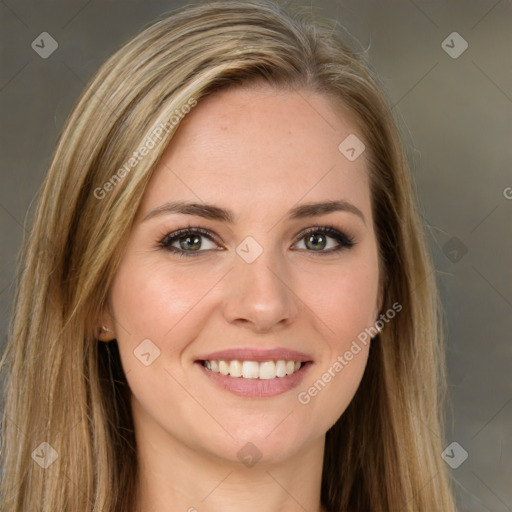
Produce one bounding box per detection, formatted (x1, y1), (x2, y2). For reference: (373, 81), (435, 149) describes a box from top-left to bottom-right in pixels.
(158, 224), (356, 258)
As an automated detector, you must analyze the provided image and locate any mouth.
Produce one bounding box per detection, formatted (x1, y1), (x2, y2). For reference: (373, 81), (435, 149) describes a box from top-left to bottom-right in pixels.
(200, 359), (306, 379)
(194, 349), (313, 398)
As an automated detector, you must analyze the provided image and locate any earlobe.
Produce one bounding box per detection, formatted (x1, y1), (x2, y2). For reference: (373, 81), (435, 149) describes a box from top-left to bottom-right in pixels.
(98, 325), (115, 342)
(97, 305), (116, 342)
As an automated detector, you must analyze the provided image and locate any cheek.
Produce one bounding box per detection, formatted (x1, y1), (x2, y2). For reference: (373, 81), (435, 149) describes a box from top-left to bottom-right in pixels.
(108, 259), (217, 417)
(109, 258), (217, 341)
(294, 253), (378, 417)
(302, 254), (380, 348)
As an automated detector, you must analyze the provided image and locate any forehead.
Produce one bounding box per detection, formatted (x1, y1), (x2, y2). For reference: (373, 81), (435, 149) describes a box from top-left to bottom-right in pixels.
(138, 85), (371, 223)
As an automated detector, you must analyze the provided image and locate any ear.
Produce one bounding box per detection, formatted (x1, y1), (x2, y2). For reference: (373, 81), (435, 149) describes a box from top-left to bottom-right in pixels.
(97, 304), (116, 342)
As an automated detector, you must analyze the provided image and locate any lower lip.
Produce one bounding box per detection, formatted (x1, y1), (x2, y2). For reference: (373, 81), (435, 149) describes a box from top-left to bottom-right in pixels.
(196, 362), (312, 398)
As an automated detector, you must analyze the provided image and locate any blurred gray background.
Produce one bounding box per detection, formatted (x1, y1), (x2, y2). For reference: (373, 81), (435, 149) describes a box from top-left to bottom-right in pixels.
(1, 1), (511, 510)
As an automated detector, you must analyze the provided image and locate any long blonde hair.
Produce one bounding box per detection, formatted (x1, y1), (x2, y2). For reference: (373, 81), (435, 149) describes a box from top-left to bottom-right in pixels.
(0, 1), (456, 510)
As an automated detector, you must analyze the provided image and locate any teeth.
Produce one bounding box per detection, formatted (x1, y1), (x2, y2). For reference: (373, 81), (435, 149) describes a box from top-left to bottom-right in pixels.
(203, 359), (304, 379)
(242, 361), (259, 379)
(229, 360), (242, 377)
(276, 360), (287, 378)
(219, 360), (229, 376)
(259, 361), (276, 380)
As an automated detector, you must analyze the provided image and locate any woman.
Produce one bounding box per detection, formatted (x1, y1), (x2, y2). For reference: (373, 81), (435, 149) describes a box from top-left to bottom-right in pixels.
(0, 1), (457, 511)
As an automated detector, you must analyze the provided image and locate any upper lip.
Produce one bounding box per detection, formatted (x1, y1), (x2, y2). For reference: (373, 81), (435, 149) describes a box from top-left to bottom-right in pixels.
(196, 348), (313, 363)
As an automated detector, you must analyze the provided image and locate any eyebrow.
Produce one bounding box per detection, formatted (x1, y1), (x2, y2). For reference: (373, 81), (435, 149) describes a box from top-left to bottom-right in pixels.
(143, 199), (366, 226)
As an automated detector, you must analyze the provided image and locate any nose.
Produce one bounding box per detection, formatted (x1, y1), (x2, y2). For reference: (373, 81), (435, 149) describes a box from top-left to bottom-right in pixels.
(221, 245), (300, 333)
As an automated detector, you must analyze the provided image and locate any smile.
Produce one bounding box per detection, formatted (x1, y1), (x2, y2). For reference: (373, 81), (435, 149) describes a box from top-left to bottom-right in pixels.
(197, 359), (312, 398)
(202, 359), (302, 379)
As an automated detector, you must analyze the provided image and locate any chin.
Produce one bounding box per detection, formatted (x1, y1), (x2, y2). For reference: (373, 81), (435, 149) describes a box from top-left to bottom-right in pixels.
(199, 420), (318, 467)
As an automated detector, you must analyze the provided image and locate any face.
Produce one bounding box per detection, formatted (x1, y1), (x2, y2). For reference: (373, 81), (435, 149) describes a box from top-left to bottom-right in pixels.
(104, 84), (382, 466)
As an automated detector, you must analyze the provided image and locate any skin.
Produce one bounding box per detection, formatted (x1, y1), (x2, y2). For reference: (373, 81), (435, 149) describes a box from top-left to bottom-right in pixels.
(101, 83), (383, 512)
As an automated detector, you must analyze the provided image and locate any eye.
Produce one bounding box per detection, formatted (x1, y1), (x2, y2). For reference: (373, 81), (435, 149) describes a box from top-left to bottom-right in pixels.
(292, 225), (355, 254)
(159, 226), (220, 257)
(158, 224), (356, 258)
